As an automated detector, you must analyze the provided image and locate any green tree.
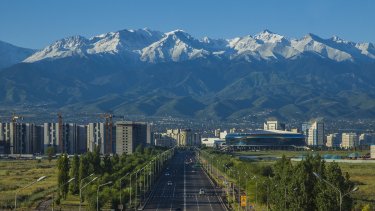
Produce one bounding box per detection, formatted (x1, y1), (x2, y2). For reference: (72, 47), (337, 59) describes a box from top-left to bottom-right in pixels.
(79, 154), (90, 184)
(46, 146), (55, 162)
(270, 155), (293, 210)
(69, 154), (80, 194)
(102, 154), (113, 173)
(362, 204), (372, 211)
(316, 162), (354, 211)
(135, 144), (144, 154)
(57, 153), (70, 200)
(92, 145), (101, 174)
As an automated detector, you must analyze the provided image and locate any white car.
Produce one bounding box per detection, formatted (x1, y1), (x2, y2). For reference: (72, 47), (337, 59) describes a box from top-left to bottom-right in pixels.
(165, 172), (170, 176)
(199, 188), (205, 195)
(167, 181), (173, 186)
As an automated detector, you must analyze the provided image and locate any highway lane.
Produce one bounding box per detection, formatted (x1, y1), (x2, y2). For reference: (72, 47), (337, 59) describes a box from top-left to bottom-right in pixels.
(143, 150), (226, 211)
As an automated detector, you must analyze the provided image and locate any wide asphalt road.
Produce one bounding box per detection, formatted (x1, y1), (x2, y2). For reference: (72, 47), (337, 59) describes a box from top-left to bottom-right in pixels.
(143, 150), (226, 211)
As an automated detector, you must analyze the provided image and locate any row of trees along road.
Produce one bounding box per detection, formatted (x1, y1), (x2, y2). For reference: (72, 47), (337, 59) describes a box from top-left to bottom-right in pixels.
(263, 155), (355, 211)
(200, 149), (356, 211)
(56, 145), (170, 210)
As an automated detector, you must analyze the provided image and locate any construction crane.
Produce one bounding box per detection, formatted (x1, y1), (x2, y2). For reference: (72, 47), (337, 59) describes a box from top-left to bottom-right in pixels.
(57, 113), (64, 153)
(100, 113), (113, 154)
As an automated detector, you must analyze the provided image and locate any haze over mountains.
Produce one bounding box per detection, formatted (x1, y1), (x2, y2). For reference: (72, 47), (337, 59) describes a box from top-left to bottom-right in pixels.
(1, 28), (375, 120)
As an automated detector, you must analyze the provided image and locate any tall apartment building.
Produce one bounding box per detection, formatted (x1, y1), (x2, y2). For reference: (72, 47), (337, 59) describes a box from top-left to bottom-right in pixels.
(87, 123), (105, 154)
(0, 123), (11, 154)
(341, 133), (358, 148)
(264, 120), (286, 131)
(0, 123), (43, 154)
(305, 120), (324, 146)
(65, 124), (87, 154)
(115, 121), (150, 154)
(24, 123), (44, 154)
(87, 122), (115, 154)
(326, 133), (341, 148)
(44, 123), (87, 154)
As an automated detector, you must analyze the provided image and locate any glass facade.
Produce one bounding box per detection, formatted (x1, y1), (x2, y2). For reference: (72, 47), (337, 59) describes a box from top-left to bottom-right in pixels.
(226, 131), (305, 146)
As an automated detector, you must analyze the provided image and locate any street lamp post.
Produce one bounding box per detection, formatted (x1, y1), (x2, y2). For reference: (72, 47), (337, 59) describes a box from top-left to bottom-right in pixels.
(52, 178), (75, 211)
(313, 172), (359, 211)
(251, 176), (258, 209)
(97, 181), (112, 211)
(14, 175), (47, 211)
(236, 171), (240, 211)
(244, 172), (249, 211)
(79, 177), (98, 211)
(119, 173), (130, 211)
(79, 173), (94, 211)
(262, 180), (269, 211)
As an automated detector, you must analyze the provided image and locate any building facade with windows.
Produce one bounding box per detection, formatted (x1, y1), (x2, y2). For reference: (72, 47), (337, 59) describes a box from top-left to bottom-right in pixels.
(115, 121), (150, 154)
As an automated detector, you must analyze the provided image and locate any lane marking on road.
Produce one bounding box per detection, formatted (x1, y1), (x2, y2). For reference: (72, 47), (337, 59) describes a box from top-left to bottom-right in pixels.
(184, 160), (186, 211)
(195, 195), (200, 211)
(156, 183), (168, 211)
(170, 181), (176, 211)
(207, 195), (214, 211)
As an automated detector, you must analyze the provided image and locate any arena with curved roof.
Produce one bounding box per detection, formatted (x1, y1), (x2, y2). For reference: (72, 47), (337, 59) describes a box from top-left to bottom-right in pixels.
(225, 130), (306, 148)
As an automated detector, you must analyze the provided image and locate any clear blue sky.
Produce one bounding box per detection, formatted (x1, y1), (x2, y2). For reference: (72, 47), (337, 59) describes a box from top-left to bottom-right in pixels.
(1, 0), (374, 49)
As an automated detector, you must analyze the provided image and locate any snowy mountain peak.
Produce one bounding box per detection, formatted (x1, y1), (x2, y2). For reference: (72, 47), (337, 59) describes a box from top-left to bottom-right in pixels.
(20, 28), (375, 64)
(24, 35), (89, 62)
(254, 30), (285, 43)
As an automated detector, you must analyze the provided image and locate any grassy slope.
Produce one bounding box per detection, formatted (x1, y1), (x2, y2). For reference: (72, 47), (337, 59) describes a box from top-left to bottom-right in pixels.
(0, 159), (57, 209)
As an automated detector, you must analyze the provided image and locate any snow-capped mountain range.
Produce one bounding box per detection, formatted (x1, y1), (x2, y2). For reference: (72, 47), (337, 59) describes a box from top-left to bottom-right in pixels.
(2, 28), (375, 120)
(22, 28), (375, 64)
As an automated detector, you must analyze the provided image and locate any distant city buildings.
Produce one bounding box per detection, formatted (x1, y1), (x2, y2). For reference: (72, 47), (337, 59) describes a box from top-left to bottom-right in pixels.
(0, 119), (153, 155)
(2, 116), (375, 155)
(165, 129), (201, 146)
(154, 133), (176, 148)
(325, 133), (341, 148)
(341, 133), (359, 149)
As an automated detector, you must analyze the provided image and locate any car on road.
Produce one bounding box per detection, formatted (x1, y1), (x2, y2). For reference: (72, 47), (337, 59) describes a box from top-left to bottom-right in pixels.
(165, 172), (170, 176)
(199, 188), (205, 195)
(167, 181), (173, 186)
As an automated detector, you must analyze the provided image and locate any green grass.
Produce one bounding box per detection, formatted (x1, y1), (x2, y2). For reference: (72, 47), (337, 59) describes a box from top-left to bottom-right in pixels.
(0, 159), (57, 209)
(339, 163), (375, 204)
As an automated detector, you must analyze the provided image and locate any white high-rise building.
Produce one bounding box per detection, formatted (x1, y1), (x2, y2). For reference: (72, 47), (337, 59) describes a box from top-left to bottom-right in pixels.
(87, 123), (105, 154)
(44, 123), (60, 153)
(307, 120), (324, 146)
(341, 133), (358, 148)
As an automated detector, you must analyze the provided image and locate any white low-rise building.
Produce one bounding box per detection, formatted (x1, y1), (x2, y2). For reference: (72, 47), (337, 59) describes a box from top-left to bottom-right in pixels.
(201, 138), (225, 147)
